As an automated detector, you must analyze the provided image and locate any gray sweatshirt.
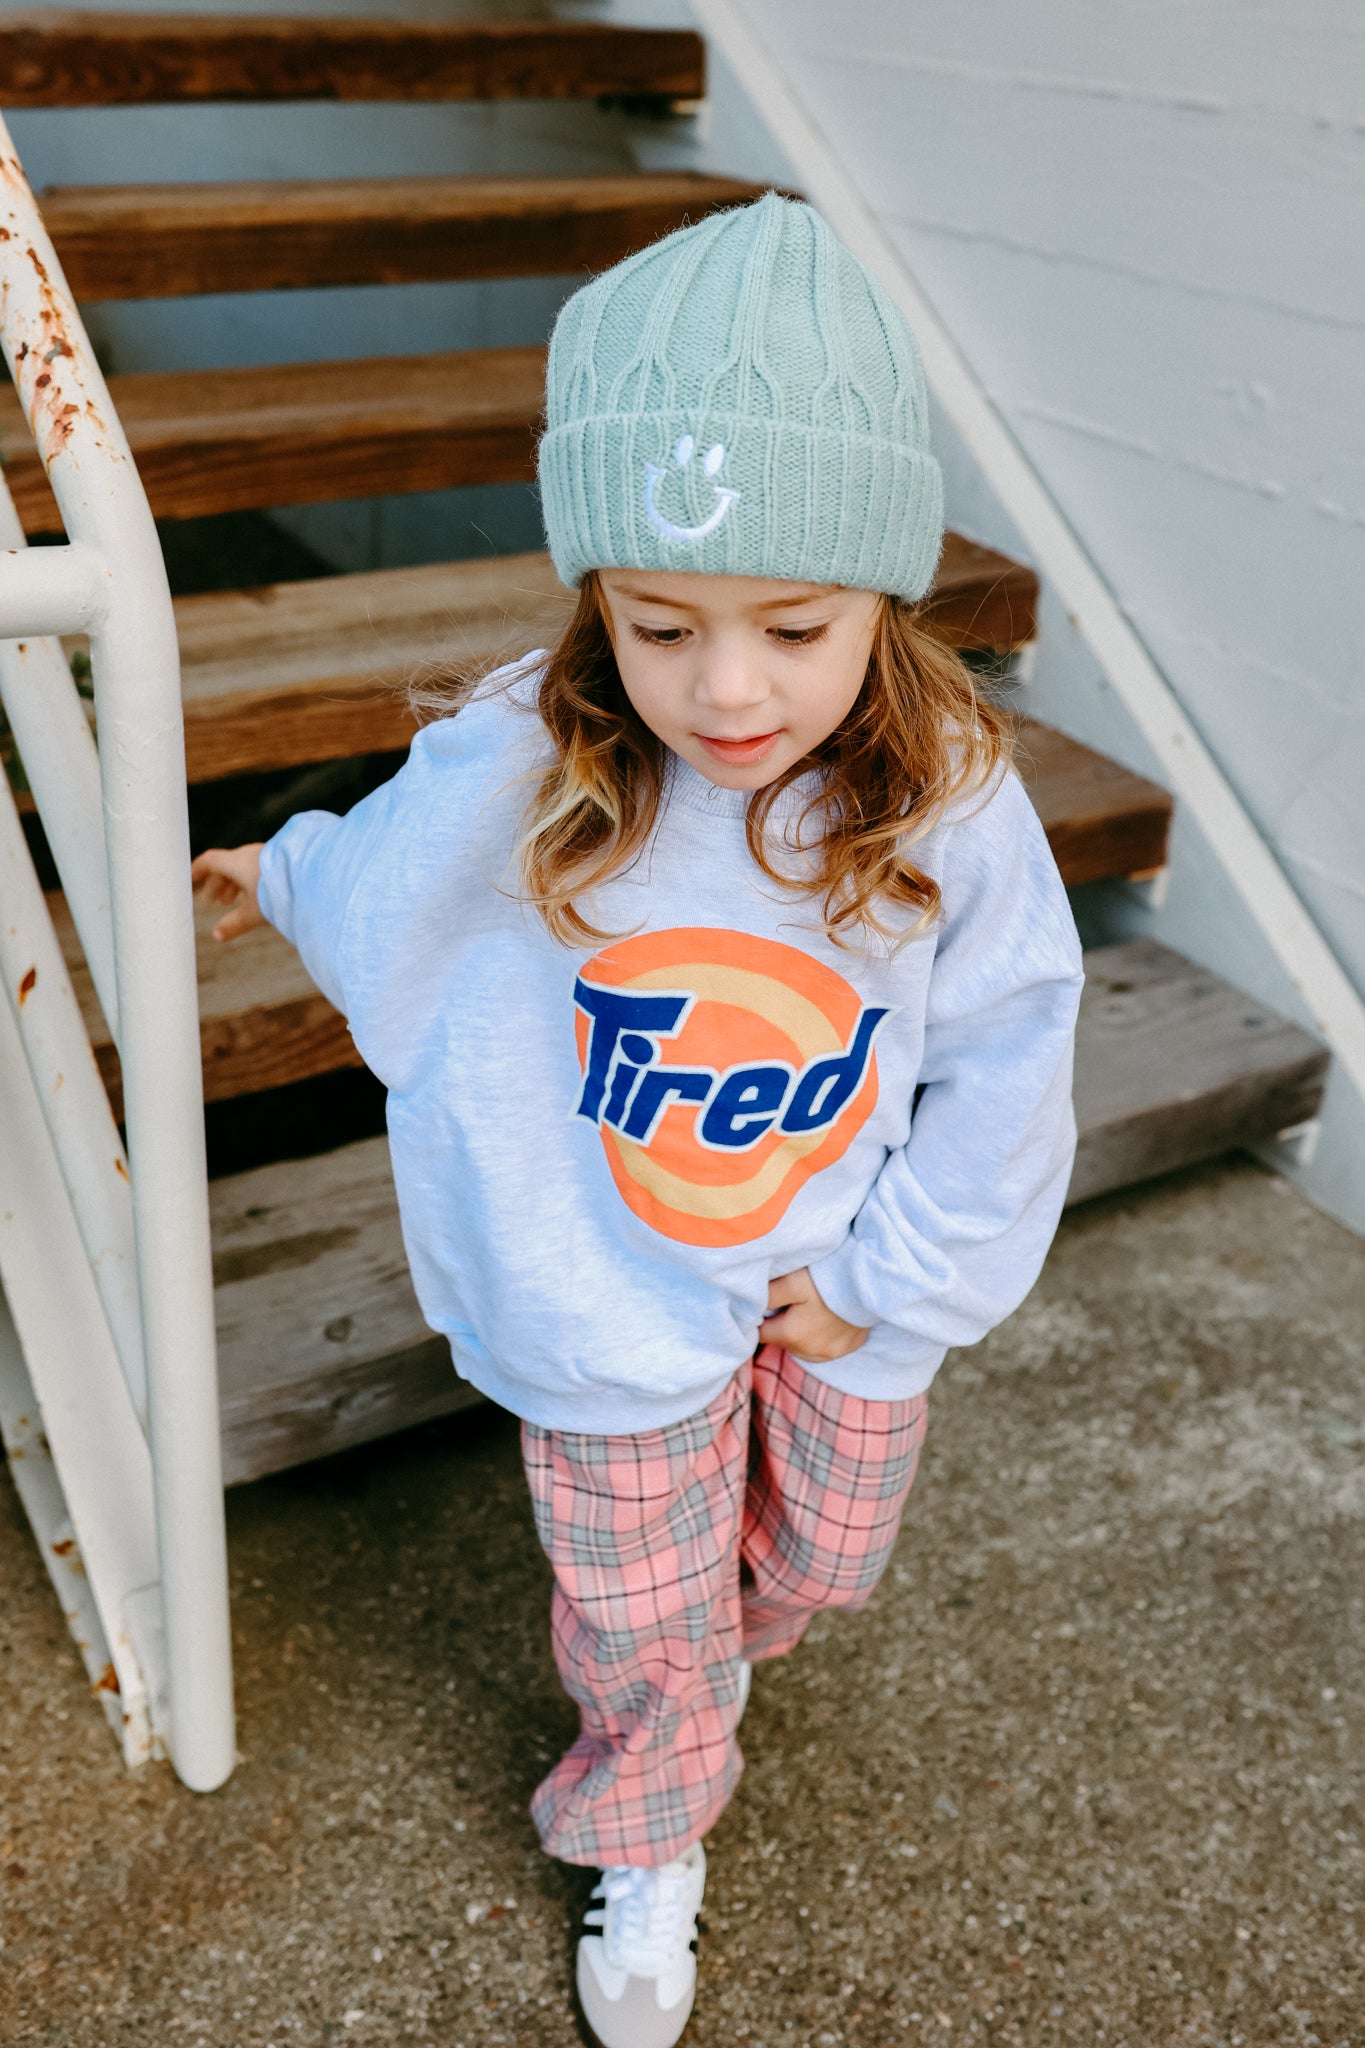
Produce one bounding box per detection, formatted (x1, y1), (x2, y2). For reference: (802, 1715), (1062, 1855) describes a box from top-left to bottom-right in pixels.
(258, 671), (1084, 1434)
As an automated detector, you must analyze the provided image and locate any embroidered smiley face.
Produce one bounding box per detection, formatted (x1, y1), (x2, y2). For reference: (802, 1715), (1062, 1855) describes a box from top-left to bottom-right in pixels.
(643, 435), (741, 544)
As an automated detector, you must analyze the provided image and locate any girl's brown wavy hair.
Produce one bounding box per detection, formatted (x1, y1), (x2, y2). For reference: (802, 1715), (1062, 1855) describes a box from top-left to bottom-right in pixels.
(427, 572), (1012, 949)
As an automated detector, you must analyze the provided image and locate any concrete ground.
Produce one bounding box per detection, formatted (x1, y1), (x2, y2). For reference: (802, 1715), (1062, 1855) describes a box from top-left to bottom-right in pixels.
(1, 1156), (1362, 2048)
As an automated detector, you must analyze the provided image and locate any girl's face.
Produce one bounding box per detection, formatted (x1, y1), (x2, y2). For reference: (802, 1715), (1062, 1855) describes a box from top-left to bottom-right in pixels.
(598, 569), (881, 791)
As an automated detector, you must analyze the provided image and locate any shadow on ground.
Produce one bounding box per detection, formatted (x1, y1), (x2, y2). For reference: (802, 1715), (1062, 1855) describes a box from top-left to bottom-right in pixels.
(2, 1157), (1362, 2047)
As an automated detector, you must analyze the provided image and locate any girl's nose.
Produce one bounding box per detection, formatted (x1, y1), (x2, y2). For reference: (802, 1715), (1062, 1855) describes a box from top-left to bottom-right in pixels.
(693, 642), (770, 715)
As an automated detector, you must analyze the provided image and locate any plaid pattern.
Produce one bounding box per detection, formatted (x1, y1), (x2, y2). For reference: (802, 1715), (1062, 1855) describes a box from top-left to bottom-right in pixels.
(522, 1343), (927, 1867)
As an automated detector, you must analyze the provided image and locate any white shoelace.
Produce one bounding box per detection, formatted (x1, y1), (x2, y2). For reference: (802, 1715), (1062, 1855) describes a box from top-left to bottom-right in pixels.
(597, 1861), (695, 1977)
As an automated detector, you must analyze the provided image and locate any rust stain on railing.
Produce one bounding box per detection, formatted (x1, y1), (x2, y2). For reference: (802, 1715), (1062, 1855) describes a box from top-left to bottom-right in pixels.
(0, 150), (121, 476)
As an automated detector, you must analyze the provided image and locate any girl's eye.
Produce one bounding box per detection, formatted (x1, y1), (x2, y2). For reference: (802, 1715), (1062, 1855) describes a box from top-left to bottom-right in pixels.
(770, 622), (831, 646)
(631, 623), (687, 646)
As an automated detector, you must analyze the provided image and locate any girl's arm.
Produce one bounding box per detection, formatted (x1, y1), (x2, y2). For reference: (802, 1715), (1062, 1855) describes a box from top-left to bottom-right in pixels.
(188, 688), (528, 1057)
(236, 759), (421, 1013)
(808, 770), (1085, 1359)
(250, 806), (372, 1013)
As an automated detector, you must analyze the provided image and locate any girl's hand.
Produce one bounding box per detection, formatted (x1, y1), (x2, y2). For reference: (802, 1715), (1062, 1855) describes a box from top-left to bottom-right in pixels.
(191, 843), (266, 942)
(762, 1267), (868, 1363)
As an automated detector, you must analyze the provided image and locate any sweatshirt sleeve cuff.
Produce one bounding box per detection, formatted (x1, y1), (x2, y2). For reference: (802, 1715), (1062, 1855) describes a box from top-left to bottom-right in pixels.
(808, 1241), (881, 1333)
(256, 832), (290, 938)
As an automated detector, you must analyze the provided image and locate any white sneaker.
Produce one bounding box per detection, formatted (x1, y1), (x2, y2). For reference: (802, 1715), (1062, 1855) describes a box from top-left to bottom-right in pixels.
(577, 1841), (707, 2048)
(736, 1655), (753, 1723)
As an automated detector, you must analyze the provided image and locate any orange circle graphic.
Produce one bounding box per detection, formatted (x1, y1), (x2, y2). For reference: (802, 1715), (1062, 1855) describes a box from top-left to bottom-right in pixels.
(573, 927), (883, 1249)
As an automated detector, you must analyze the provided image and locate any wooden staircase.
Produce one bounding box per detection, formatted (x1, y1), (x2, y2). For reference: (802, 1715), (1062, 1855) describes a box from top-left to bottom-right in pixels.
(3, 11), (1329, 1486)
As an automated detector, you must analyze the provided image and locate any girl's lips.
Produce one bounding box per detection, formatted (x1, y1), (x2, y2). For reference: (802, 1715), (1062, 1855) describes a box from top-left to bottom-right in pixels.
(697, 730), (782, 765)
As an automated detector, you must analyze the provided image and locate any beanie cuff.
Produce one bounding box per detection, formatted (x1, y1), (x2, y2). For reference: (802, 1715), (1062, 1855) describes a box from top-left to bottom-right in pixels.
(539, 411), (944, 605)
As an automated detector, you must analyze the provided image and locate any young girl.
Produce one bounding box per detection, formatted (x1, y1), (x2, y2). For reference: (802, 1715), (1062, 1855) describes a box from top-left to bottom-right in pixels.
(193, 194), (1083, 2048)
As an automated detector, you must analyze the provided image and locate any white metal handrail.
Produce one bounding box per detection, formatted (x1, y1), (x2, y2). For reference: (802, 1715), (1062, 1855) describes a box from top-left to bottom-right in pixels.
(0, 508), (120, 1036)
(0, 759), (147, 1424)
(0, 120), (233, 1790)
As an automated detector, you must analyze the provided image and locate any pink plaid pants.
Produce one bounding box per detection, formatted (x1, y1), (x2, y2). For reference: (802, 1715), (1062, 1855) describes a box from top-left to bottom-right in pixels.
(521, 1342), (927, 1867)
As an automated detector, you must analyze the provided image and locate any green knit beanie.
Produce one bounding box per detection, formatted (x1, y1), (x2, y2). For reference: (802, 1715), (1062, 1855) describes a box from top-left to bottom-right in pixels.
(538, 191), (943, 602)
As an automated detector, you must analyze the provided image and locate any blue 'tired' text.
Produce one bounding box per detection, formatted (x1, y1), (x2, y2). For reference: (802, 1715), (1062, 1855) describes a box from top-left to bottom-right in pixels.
(573, 977), (889, 1152)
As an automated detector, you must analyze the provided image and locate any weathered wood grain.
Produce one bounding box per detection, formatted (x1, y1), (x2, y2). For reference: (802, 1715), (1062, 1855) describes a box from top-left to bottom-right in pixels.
(0, 13), (705, 107)
(1067, 938), (1328, 1205)
(1016, 716), (1171, 887)
(43, 171), (770, 300)
(0, 346), (548, 529)
(207, 937), (1329, 1480)
(211, 1136), (477, 1486)
(172, 551), (569, 782)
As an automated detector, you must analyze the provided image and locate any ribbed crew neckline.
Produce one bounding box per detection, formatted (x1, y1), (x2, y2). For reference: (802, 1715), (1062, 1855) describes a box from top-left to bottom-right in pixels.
(665, 751), (827, 821)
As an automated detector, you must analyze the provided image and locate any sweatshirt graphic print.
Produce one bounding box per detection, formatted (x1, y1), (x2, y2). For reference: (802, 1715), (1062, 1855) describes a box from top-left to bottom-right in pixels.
(573, 926), (888, 1249)
(257, 672), (1085, 1434)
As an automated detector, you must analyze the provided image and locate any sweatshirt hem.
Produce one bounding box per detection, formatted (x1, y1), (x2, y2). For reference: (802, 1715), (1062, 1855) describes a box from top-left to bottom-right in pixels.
(448, 1337), (946, 1429)
(797, 1342), (947, 1403)
(450, 1347), (744, 1437)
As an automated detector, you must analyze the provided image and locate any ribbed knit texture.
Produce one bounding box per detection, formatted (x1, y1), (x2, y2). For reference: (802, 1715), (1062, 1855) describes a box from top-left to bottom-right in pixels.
(538, 192), (944, 602)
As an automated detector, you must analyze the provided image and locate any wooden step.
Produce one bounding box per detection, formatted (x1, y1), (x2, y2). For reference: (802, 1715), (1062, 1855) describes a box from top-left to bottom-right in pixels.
(0, 13), (705, 108)
(162, 542), (1040, 788)
(60, 717), (1169, 1114)
(173, 553), (569, 784)
(43, 171), (771, 301)
(1015, 717), (1171, 889)
(1068, 939), (1328, 1205)
(211, 937), (1328, 1484)
(923, 532), (1039, 655)
(212, 1135), (477, 1487)
(0, 347), (549, 530)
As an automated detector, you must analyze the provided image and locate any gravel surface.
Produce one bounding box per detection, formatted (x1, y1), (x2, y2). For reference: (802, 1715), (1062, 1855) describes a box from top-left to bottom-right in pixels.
(2, 1156), (1362, 2048)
